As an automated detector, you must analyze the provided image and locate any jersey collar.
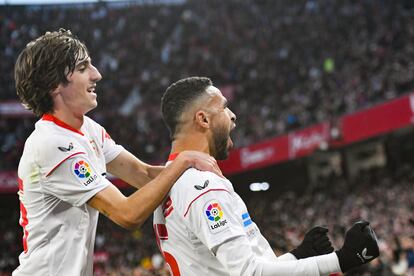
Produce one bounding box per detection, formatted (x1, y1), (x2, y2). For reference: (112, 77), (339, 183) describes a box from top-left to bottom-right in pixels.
(42, 114), (84, 136)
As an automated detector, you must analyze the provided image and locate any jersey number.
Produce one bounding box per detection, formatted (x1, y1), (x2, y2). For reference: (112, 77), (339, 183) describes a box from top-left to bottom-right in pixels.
(154, 197), (180, 275)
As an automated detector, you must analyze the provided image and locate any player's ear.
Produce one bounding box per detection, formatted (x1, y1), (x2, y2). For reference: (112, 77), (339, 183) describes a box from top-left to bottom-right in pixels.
(195, 110), (210, 129)
(50, 88), (60, 98)
(50, 85), (62, 97)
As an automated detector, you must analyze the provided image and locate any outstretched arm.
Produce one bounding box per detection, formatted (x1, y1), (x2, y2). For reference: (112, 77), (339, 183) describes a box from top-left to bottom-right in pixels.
(215, 236), (340, 276)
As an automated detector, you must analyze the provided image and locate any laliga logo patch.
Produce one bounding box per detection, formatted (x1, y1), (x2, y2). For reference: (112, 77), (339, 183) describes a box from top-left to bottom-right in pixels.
(205, 202), (228, 233)
(74, 160), (91, 178)
(72, 159), (98, 186)
(206, 202), (223, 221)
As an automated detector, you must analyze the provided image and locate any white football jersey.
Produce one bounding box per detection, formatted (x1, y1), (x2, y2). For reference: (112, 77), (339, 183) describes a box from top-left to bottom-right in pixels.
(153, 161), (278, 276)
(13, 114), (123, 276)
(153, 156), (341, 276)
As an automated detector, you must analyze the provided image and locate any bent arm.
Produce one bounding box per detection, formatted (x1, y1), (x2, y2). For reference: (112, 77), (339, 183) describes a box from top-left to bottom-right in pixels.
(215, 236), (341, 276)
(89, 155), (191, 229)
(89, 151), (220, 229)
(106, 150), (164, 189)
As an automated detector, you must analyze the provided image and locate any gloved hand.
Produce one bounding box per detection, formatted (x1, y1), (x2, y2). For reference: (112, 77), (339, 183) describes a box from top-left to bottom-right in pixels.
(336, 220), (380, 273)
(290, 226), (334, 259)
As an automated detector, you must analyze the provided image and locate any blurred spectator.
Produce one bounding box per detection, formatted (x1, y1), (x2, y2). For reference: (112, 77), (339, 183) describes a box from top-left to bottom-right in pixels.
(2, 0), (414, 168)
(1, 1), (414, 275)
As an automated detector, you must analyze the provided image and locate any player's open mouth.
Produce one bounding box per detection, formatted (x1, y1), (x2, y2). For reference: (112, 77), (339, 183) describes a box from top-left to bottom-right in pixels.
(87, 86), (96, 93)
(228, 137), (234, 149)
(228, 129), (235, 149)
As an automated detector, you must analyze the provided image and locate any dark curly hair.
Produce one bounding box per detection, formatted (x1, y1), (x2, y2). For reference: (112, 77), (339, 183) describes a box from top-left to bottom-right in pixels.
(14, 28), (89, 116)
(161, 76), (213, 140)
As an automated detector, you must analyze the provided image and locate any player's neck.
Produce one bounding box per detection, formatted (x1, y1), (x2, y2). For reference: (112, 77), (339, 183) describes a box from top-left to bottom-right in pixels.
(170, 132), (210, 156)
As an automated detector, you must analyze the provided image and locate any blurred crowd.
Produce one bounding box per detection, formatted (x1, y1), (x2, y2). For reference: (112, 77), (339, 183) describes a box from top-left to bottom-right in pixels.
(1, 1), (414, 275)
(249, 164), (414, 276)
(2, 0), (414, 169)
(1, 162), (413, 275)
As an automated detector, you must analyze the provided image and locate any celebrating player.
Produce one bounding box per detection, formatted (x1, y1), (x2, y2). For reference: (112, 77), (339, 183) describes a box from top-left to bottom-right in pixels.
(12, 29), (222, 275)
(153, 76), (380, 275)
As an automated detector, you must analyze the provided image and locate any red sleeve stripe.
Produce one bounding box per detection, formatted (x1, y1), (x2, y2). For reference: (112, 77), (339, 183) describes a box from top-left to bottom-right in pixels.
(183, 188), (230, 217)
(46, 152), (86, 177)
(18, 178), (29, 253)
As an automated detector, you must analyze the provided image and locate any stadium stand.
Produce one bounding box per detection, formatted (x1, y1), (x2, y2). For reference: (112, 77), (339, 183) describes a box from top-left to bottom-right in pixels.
(1, 0), (414, 275)
(2, 0), (414, 167)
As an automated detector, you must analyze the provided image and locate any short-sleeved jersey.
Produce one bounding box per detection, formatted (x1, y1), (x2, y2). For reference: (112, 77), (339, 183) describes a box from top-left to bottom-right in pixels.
(153, 163), (277, 276)
(13, 114), (123, 276)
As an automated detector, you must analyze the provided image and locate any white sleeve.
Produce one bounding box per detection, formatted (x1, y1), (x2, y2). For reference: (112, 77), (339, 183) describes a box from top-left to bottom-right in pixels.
(277, 252), (297, 261)
(177, 172), (246, 250)
(183, 189), (245, 250)
(100, 126), (123, 163)
(41, 155), (111, 207)
(216, 236), (341, 276)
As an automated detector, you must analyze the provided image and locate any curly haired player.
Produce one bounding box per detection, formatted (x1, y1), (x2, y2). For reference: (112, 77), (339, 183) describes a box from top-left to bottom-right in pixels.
(13, 29), (222, 276)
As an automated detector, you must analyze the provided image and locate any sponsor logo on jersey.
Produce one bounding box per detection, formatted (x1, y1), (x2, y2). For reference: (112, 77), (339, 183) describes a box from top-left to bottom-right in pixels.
(73, 159), (98, 186)
(242, 212), (258, 238)
(194, 180), (209, 190)
(205, 201), (229, 234)
(58, 142), (73, 152)
(242, 212), (253, 227)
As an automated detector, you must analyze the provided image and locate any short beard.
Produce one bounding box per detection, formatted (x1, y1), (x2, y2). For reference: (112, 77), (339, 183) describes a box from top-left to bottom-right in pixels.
(211, 126), (229, 160)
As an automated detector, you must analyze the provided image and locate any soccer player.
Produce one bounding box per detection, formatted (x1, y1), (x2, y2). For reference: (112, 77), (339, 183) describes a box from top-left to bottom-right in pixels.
(153, 76), (379, 275)
(12, 29), (222, 276)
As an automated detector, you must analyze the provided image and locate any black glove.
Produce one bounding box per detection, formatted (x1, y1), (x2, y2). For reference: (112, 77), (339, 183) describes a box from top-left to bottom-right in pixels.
(291, 226), (334, 259)
(336, 220), (380, 273)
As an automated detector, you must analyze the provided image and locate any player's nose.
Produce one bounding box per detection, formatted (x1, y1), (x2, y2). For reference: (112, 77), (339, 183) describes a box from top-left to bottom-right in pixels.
(90, 64), (102, 82)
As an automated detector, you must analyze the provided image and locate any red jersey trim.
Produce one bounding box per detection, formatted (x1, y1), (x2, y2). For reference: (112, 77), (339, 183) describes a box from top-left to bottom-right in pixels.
(164, 251), (181, 276)
(42, 114), (84, 136)
(168, 153), (180, 161)
(46, 152), (86, 177)
(18, 178), (29, 253)
(183, 188), (230, 217)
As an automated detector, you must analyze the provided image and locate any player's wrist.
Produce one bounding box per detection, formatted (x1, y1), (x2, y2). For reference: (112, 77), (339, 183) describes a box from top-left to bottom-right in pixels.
(290, 248), (305, 259)
(290, 243), (315, 259)
(335, 247), (358, 273)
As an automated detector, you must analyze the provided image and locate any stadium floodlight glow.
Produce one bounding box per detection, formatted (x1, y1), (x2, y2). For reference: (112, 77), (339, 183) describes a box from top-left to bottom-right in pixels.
(261, 182), (270, 191)
(249, 182), (270, 192)
(249, 182), (261, 192)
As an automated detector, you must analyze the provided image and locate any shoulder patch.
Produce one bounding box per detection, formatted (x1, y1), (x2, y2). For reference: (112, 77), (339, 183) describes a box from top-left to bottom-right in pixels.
(204, 201), (229, 234)
(71, 158), (99, 186)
